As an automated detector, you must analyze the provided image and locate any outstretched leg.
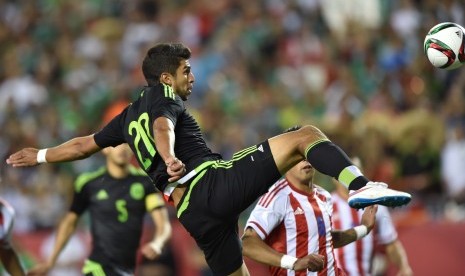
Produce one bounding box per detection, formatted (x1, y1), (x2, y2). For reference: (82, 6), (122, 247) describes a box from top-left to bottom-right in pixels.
(268, 125), (411, 208)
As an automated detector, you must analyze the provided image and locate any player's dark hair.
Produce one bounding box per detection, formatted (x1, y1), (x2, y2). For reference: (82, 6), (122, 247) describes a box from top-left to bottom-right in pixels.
(142, 43), (192, 86)
(284, 125), (302, 133)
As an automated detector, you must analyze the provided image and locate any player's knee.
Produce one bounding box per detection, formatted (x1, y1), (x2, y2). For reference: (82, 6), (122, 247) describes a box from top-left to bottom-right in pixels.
(277, 125), (328, 156)
(298, 125), (326, 140)
(292, 125), (328, 153)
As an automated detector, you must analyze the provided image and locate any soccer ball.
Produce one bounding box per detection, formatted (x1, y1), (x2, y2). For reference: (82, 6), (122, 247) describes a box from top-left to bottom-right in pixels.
(424, 22), (465, 70)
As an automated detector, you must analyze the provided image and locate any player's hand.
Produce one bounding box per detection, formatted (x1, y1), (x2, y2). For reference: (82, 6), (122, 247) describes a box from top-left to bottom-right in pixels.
(361, 205), (378, 232)
(293, 254), (325, 272)
(27, 262), (52, 276)
(6, 148), (40, 167)
(165, 157), (186, 182)
(141, 243), (161, 260)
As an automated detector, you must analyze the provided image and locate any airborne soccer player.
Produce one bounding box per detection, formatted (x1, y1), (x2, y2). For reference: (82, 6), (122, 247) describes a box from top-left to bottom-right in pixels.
(6, 42), (411, 276)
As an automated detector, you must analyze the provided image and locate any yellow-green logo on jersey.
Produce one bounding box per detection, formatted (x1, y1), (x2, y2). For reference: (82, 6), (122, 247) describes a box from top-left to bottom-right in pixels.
(163, 83), (175, 100)
(96, 189), (109, 200)
(130, 183), (145, 200)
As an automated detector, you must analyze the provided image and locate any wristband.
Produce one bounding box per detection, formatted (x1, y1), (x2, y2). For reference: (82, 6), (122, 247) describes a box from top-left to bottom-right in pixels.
(280, 255), (298, 270)
(37, 149), (48, 164)
(354, 225), (368, 240)
(149, 240), (163, 254)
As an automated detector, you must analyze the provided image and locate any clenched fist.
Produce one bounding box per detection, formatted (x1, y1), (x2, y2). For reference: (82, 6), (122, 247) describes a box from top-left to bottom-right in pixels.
(165, 157), (186, 182)
(294, 254), (325, 272)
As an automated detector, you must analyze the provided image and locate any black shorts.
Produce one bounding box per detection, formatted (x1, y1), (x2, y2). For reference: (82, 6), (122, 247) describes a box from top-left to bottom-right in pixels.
(177, 140), (281, 275)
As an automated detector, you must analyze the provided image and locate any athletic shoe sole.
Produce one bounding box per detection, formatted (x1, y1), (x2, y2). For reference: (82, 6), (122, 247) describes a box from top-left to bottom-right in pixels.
(348, 195), (412, 209)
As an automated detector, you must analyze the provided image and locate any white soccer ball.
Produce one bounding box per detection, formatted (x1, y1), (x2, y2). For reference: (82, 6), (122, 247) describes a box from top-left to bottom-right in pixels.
(424, 22), (465, 70)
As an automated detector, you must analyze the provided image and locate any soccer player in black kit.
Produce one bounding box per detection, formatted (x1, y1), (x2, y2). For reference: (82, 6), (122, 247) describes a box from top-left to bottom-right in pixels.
(27, 144), (171, 276)
(7, 42), (411, 276)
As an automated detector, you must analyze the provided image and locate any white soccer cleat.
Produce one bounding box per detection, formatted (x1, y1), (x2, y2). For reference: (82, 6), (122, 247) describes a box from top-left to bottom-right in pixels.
(348, 182), (411, 209)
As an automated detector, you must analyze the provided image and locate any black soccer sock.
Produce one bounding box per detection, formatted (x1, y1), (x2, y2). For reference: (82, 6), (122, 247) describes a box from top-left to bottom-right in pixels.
(305, 140), (368, 190)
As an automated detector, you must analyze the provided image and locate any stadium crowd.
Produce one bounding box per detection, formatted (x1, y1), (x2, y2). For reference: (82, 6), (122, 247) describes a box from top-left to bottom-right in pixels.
(0, 0), (464, 274)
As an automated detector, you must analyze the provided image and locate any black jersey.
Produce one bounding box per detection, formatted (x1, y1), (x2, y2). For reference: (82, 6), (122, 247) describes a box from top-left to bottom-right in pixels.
(70, 166), (164, 271)
(94, 84), (221, 192)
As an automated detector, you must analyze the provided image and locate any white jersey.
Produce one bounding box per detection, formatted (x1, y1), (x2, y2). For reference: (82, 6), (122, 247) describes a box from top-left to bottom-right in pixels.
(331, 192), (398, 276)
(245, 178), (344, 276)
(0, 198), (15, 249)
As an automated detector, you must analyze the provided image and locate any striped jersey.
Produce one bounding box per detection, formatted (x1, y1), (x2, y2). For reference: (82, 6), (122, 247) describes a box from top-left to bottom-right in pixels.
(0, 198), (15, 249)
(245, 178), (343, 276)
(331, 192), (398, 276)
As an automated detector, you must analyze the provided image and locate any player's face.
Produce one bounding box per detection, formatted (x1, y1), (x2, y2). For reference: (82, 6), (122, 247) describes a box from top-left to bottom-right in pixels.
(172, 59), (195, 101)
(287, 160), (315, 184)
(106, 144), (133, 166)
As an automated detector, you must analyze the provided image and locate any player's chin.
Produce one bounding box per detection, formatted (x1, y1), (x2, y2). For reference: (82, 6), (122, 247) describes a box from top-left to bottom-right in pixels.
(184, 89), (192, 98)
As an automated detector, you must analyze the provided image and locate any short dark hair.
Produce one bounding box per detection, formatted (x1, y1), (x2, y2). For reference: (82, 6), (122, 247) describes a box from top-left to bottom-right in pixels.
(142, 43), (192, 86)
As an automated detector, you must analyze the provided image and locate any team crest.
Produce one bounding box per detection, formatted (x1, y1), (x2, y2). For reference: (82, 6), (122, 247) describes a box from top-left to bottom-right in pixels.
(96, 189), (109, 200)
(130, 183), (145, 200)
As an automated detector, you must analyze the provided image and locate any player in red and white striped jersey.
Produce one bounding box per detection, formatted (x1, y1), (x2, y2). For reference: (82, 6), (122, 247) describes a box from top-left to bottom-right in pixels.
(242, 159), (378, 276)
(0, 198), (25, 275)
(332, 182), (413, 276)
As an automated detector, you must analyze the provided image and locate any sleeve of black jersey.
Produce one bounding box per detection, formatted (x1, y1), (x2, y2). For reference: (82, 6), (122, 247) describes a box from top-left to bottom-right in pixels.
(143, 177), (165, 211)
(94, 107), (128, 148)
(69, 184), (89, 215)
(150, 95), (183, 126)
(141, 175), (158, 193)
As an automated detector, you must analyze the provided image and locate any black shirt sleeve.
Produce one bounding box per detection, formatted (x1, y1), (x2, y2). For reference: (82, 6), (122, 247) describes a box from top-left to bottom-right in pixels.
(94, 107), (127, 148)
(150, 96), (184, 126)
(69, 184), (89, 215)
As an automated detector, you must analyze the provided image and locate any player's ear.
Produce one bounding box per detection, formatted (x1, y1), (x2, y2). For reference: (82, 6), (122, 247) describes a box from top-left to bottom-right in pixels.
(160, 72), (173, 86)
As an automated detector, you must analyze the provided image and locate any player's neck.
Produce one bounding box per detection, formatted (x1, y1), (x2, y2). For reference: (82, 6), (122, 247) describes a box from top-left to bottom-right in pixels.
(286, 175), (313, 194)
(292, 182), (314, 194)
(106, 162), (129, 179)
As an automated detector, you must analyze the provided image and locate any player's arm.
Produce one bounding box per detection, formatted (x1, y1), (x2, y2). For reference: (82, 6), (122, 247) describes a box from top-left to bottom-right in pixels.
(141, 193), (172, 260)
(141, 204), (172, 260)
(6, 135), (101, 167)
(385, 240), (413, 276)
(27, 212), (79, 276)
(241, 228), (325, 272)
(0, 247), (25, 276)
(153, 117), (185, 182)
(331, 205), (378, 248)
